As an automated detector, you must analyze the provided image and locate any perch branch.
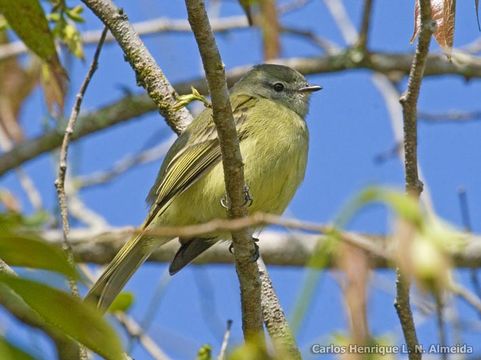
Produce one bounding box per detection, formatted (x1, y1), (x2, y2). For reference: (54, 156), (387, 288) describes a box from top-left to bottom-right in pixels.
(184, 0), (264, 342)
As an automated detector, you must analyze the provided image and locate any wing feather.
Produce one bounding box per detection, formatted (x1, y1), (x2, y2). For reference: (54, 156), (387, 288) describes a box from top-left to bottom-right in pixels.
(144, 94), (256, 227)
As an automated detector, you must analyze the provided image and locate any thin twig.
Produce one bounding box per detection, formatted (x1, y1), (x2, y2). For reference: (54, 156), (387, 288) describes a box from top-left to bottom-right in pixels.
(356, 0), (374, 50)
(55, 26), (108, 296)
(79, 264), (171, 360)
(54, 26), (108, 360)
(450, 282), (481, 314)
(457, 187), (481, 313)
(217, 320), (233, 360)
(323, 0), (358, 45)
(0, 127), (43, 211)
(396, 0), (435, 358)
(434, 292), (447, 360)
(74, 136), (174, 189)
(419, 110), (481, 123)
(116, 313), (171, 360)
(184, 0), (264, 343)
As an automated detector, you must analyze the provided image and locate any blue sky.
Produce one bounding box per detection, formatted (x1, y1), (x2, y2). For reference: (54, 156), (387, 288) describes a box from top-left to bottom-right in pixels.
(2, 0), (481, 359)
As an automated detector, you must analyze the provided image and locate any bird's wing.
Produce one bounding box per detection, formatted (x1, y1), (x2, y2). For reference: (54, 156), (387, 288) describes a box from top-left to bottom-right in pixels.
(144, 94), (256, 227)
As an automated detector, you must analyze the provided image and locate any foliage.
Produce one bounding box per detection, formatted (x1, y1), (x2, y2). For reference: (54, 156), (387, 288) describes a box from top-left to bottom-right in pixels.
(0, 213), (124, 359)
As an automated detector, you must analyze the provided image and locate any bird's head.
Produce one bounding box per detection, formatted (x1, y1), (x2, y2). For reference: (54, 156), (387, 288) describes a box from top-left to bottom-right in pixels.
(232, 64), (322, 118)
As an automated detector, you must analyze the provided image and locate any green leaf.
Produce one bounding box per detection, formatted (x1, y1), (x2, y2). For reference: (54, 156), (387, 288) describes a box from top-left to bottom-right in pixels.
(0, 0), (67, 111)
(108, 291), (134, 313)
(196, 344), (212, 360)
(0, 231), (77, 277)
(337, 187), (424, 229)
(0, 275), (124, 360)
(0, 337), (37, 360)
(0, 0), (57, 62)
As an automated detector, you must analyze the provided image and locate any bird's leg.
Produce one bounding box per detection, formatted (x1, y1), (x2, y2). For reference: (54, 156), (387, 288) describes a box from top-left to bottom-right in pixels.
(220, 184), (253, 209)
(243, 184), (253, 207)
(220, 194), (230, 209)
(250, 237), (260, 262)
(228, 237), (259, 262)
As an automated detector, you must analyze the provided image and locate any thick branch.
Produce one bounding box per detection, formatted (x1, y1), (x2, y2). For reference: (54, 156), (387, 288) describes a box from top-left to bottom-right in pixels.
(184, 0), (264, 342)
(38, 227), (481, 269)
(258, 259), (301, 359)
(81, 0), (193, 134)
(2, 52), (481, 177)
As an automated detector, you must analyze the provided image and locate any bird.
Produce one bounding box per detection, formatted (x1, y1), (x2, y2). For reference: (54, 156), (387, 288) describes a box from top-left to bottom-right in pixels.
(85, 64), (322, 311)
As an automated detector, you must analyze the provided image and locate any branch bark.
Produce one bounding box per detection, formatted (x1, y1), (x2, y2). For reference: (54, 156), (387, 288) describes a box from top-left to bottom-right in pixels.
(81, 0), (193, 134)
(38, 223), (481, 269)
(397, 0), (435, 358)
(184, 0), (264, 343)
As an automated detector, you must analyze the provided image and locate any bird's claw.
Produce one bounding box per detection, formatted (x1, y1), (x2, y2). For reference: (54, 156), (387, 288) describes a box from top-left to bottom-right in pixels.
(220, 184), (253, 209)
(243, 185), (253, 207)
(228, 237), (259, 262)
(250, 241), (260, 262)
(220, 195), (230, 209)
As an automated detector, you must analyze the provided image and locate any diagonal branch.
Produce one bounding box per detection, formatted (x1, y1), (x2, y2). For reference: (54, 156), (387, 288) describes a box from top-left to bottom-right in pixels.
(184, 0), (264, 343)
(81, 0), (193, 134)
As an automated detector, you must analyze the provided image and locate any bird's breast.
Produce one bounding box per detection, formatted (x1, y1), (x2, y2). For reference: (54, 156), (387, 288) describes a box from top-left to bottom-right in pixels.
(241, 102), (308, 215)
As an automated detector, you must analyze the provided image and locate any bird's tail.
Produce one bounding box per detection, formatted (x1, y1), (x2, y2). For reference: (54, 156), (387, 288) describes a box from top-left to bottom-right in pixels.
(85, 232), (162, 312)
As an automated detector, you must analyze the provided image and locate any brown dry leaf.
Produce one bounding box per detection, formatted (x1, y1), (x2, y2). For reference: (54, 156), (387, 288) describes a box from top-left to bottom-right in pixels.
(40, 61), (68, 115)
(0, 32), (41, 143)
(0, 189), (21, 212)
(410, 0), (456, 51)
(336, 242), (370, 349)
(259, 0), (280, 60)
(0, 0), (68, 114)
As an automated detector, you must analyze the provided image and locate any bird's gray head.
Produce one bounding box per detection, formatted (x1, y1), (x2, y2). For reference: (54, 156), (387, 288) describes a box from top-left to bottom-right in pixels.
(231, 64), (322, 118)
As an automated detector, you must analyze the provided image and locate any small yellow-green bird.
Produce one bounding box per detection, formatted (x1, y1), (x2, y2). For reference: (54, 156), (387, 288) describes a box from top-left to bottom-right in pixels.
(86, 64), (321, 311)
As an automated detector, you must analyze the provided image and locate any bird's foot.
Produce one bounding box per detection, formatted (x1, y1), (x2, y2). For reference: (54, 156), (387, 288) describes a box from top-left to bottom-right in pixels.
(250, 237), (260, 262)
(228, 237), (259, 262)
(220, 184), (253, 209)
(243, 184), (253, 207)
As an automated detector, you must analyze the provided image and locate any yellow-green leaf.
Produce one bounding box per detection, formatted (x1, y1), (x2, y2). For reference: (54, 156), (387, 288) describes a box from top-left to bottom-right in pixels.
(0, 231), (77, 277)
(0, 275), (124, 360)
(108, 291), (134, 313)
(0, 0), (67, 112)
(0, 337), (37, 360)
(0, 0), (58, 62)
(337, 187), (424, 229)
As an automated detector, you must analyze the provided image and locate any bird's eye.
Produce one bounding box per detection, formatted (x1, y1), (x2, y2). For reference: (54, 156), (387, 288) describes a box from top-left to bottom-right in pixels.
(273, 82), (284, 92)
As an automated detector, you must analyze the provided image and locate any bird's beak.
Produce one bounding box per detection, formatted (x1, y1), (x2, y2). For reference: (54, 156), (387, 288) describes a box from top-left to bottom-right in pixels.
(298, 84), (323, 93)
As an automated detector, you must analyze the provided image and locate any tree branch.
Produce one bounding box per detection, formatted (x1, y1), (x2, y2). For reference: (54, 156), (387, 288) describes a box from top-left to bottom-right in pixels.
(81, 0), (193, 134)
(258, 259), (301, 359)
(38, 226), (481, 268)
(184, 0), (264, 343)
(356, 0), (374, 50)
(397, 0), (435, 358)
(54, 26), (108, 360)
